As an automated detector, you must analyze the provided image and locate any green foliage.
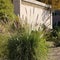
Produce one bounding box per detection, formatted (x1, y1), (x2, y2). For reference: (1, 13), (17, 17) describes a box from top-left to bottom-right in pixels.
(7, 30), (48, 60)
(45, 26), (60, 47)
(0, 33), (9, 60)
(39, 0), (60, 9)
(53, 26), (60, 46)
(0, 0), (15, 22)
(0, 18), (48, 60)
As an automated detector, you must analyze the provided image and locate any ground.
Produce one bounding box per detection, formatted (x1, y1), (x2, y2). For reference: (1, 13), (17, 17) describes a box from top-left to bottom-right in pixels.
(48, 42), (60, 60)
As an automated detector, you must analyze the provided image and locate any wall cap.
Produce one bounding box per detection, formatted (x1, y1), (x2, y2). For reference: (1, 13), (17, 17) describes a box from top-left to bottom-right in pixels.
(23, 0), (51, 8)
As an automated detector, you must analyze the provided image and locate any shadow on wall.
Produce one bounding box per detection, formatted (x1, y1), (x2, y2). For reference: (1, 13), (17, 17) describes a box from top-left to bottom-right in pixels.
(53, 10), (60, 27)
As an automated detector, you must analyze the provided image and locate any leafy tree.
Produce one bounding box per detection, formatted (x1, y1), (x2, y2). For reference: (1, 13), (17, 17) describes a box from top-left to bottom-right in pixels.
(51, 0), (60, 9)
(0, 0), (15, 22)
(38, 0), (60, 9)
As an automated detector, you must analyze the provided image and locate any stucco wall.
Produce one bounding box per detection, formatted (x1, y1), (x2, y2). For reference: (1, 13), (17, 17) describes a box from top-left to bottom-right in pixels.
(13, 0), (52, 30)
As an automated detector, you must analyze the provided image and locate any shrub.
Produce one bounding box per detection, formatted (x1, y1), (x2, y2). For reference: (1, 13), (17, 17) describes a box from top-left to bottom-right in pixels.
(7, 30), (48, 60)
(45, 26), (60, 47)
(53, 26), (60, 46)
(0, 18), (48, 60)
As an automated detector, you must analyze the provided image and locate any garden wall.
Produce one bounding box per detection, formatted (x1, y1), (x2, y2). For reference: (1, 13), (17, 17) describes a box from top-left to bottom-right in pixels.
(48, 47), (60, 60)
(13, 0), (52, 30)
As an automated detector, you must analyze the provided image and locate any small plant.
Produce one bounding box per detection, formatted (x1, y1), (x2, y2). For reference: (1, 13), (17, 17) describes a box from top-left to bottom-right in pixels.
(45, 26), (60, 47)
(53, 26), (60, 46)
(7, 30), (48, 60)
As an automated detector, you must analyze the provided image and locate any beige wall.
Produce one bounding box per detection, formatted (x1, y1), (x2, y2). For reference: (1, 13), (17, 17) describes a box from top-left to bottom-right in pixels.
(13, 0), (52, 30)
